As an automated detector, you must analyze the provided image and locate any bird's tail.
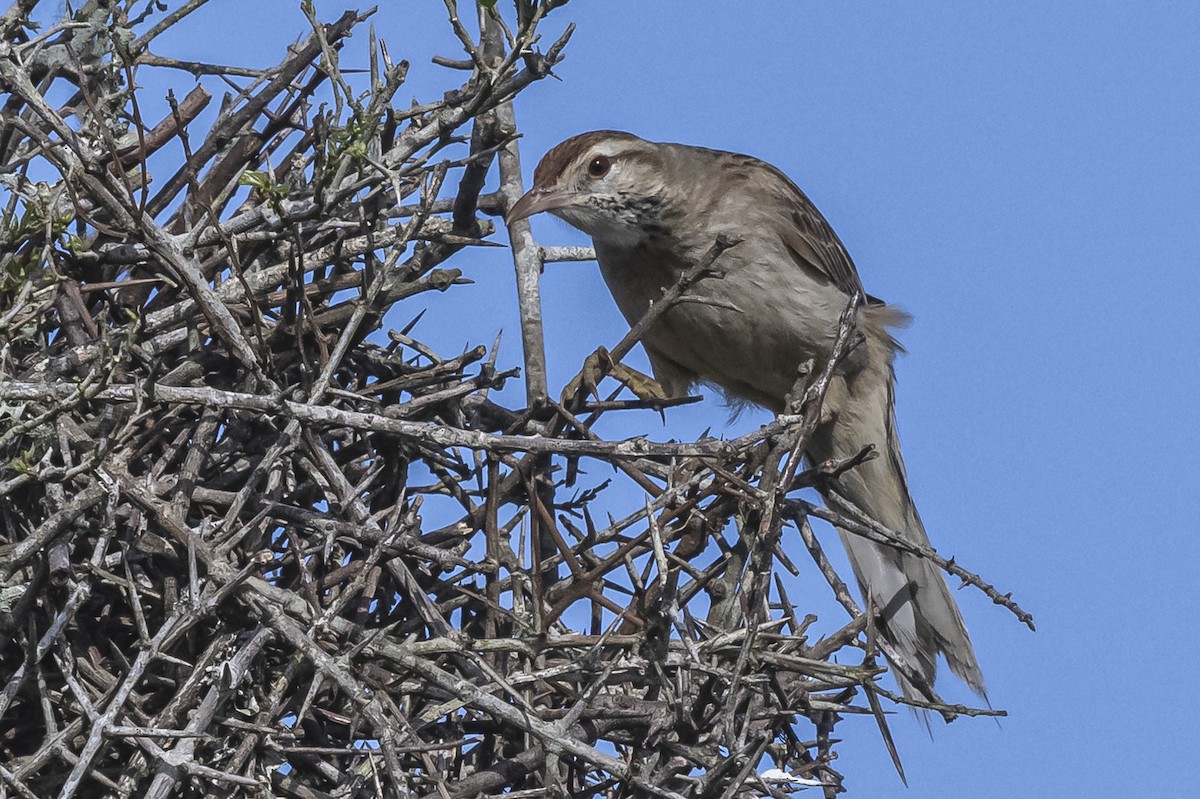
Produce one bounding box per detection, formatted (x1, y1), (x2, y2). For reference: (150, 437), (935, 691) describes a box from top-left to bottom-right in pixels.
(808, 310), (985, 702)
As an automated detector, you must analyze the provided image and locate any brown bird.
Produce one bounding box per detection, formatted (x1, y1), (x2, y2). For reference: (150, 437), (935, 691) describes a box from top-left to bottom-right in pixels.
(506, 130), (984, 702)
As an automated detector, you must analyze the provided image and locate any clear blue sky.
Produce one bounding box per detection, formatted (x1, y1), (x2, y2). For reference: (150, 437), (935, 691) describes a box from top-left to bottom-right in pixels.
(152, 2), (1199, 795)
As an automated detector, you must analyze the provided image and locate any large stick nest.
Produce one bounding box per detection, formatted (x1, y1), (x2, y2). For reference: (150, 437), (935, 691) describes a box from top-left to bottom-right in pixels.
(0, 3), (1027, 798)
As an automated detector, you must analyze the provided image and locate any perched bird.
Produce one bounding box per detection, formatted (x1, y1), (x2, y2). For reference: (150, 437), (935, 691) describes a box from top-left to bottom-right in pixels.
(506, 130), (984, 701)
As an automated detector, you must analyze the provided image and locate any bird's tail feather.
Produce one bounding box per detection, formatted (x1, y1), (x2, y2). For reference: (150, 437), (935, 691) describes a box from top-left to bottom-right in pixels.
(809, 321), (985, 702)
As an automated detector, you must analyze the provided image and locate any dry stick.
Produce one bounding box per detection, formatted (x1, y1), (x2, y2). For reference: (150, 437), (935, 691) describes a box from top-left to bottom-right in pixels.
(463, 461), (714, 627)
(0, 1), (40, 41)
(0, 574), (97, 720)
(544, 396), (666, 497)
(786, 498), (1035, 630)
(0, 763), (40, 799)
(496, 108), (548, 402)
(313, 164), (449, 405)
(141, 628), (274, 799)
(143, 196), (275, 386)
(105, 84), (211, 170)
(162, 87), (271, 351)
(36, 224), (484, 384)
(55, 603), (203, 799)
(129, 0), (212, 53)
(97, 215), (460, 333)
(491, 24), (561, 607)
(543, 235), (743, 625)
(541, 244), (596, 262)
(9, 391), (736, 465)
(177, 67), (321, 233)
(0, 481), (106, 582)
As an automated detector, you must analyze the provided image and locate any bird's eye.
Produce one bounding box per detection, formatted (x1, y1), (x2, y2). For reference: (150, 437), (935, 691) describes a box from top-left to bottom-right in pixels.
(586, 155), (611, 179)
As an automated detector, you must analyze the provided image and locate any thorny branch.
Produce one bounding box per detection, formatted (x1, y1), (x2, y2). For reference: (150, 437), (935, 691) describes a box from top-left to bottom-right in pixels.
(0, 2), (1026, 798)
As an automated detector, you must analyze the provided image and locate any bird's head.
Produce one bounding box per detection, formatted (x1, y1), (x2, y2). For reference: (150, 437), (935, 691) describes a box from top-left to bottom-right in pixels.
(506, 130), (668, 247)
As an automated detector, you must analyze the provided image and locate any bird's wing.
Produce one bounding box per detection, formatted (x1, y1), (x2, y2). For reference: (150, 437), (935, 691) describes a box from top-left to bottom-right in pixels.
(780, 201), (866, 298)
(665, 144), (873, 301)
(747, 156), (867, 299)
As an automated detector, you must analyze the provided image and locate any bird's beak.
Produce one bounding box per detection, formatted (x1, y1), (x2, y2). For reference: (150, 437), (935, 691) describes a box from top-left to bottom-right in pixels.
(505, 187), (578, 225)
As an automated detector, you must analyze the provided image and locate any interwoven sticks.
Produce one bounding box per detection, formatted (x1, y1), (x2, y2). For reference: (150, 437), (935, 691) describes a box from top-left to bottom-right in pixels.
(0, 3), (1022, 797)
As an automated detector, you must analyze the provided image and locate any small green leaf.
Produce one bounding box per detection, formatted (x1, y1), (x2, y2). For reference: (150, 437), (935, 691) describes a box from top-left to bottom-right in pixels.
(239, 171), (273, 191)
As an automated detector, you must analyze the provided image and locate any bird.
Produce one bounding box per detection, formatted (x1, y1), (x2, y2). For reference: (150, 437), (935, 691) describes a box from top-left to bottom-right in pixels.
(505, 130), (984, 702)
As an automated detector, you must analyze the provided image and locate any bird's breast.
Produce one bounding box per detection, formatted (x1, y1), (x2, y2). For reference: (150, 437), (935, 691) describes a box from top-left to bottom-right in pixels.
(593, 240), (850, 406)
